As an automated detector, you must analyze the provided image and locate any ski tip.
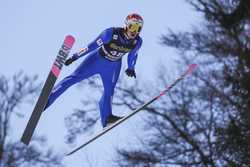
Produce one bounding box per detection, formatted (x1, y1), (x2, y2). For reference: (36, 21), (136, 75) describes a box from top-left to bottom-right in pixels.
(64, 35), (75, 48)
(190, 63), (198, 69)
(187, 64), (198, 74)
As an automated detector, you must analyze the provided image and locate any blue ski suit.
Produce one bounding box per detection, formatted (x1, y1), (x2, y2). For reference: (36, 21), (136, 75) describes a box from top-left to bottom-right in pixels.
(45, 27), (143, 127)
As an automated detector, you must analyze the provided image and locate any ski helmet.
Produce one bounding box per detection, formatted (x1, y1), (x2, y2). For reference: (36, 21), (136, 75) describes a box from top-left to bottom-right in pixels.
(125, 13), (144, 35)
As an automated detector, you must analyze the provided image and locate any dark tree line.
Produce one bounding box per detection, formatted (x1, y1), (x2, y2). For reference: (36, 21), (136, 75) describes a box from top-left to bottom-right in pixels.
(0, 72), (64, 167)
(64, 0), (250, 166)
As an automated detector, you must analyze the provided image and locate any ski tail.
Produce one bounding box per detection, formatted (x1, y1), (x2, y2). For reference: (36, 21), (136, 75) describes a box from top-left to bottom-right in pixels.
(21, 35), (75, 145)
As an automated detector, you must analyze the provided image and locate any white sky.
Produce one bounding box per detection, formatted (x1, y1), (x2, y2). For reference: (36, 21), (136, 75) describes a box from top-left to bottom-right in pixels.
(0, 0), (200, 166)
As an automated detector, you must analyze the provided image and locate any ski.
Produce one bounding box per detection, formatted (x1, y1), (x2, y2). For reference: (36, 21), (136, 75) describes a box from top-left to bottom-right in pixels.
(65, 64), (197, 156)
(21, 35), (75, 145)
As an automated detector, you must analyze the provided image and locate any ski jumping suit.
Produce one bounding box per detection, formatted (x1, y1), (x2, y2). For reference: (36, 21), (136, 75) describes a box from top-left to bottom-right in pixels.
(45, 27), (143, 127)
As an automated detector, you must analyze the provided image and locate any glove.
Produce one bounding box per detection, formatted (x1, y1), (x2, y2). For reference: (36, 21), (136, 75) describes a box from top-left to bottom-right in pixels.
(125, 69), (136, 78)
(65, 53), (78, 66)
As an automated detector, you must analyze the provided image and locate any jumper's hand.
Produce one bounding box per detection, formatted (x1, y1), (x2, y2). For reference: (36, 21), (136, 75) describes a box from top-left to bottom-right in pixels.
(125, 69), (136, 78)
(65, 53), (78, 66)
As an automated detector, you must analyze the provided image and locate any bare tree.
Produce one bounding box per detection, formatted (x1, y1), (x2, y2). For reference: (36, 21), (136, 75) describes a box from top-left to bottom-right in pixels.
(0, 71), (64, 167)
(161, 0), (250, 166)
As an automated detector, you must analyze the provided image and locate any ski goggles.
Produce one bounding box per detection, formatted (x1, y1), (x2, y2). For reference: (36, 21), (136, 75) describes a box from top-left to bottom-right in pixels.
(127, 22), (142, 34)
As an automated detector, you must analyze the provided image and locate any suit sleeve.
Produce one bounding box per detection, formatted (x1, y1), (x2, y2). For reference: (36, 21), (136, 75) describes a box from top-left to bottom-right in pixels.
(73, 28), (113, 60)
(127, 37), (143, 70)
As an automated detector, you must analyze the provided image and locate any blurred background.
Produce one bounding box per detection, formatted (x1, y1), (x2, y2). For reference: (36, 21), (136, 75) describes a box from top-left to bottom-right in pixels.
(1, 0), (250, 166)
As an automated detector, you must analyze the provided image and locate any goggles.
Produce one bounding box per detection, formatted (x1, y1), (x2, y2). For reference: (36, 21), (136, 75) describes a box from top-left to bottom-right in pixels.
(127, 22), (142, 34)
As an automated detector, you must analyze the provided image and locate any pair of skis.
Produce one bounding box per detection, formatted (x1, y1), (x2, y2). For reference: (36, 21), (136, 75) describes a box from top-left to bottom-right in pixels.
(20, 35), (197, 156)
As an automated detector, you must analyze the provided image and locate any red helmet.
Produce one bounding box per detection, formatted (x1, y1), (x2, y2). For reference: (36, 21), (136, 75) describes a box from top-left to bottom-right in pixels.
(125, 13), (144, 35)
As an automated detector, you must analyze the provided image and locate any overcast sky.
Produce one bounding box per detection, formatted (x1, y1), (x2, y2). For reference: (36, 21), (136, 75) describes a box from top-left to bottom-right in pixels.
(1, 0), (200, 166)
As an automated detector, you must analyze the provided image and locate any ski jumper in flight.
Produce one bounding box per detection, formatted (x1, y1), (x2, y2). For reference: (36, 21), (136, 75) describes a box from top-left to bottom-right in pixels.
(44, 13), (144, 127)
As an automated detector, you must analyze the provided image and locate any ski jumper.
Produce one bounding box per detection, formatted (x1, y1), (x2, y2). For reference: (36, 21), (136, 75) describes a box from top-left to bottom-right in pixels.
(45, 27), (143, 127)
